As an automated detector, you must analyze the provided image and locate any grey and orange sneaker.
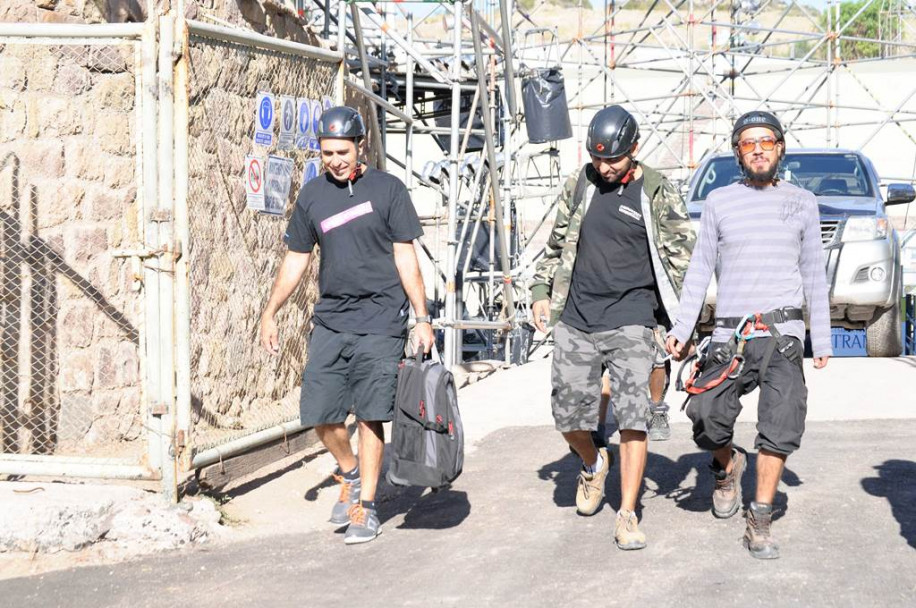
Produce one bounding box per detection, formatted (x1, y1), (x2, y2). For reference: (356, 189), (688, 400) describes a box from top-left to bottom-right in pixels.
(575, 447), (610, 516)
(615, 509), (647, 550)
(710, 448), (746, 519)
(329, 473), (361, 526)
(344, 504), (382, 545)
(744, 501), (779, 559)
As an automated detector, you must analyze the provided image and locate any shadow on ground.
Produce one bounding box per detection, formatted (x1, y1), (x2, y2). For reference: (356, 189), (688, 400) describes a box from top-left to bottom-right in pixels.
(537, 442), (801, 522)
(301, 442), (471, 532)
(861, 459), (916, 550)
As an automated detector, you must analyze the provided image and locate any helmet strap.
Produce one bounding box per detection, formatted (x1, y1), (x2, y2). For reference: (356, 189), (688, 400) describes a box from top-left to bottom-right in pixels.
(616, 157), (638, 196)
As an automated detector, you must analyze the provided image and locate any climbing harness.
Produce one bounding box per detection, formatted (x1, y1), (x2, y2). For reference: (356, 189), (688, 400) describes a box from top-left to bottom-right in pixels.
(676, 307), (804, 410)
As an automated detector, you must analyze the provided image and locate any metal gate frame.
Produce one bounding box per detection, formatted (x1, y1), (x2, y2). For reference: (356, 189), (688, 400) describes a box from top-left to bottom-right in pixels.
(0, 22), (162, 485)
(171, 17), (346, 481)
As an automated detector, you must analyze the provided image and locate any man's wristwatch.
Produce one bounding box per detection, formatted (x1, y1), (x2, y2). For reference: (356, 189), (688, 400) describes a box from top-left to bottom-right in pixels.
(415, 315), (431, 324)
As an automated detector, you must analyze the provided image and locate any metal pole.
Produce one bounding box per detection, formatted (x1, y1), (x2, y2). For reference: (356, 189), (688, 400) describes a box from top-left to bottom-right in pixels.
(833, 0), (841, 147)
(141, 16), (162, 488)
(498, 0), (518, 118)
(406, 13), (415, 193)
(173, 13), (192, 474)
(470, 9), (516, 320)
(157, 13), (178, 503)
(827, 1), (834, 147)
(443, 1), (463, 369)
(350, 2), (386, 170)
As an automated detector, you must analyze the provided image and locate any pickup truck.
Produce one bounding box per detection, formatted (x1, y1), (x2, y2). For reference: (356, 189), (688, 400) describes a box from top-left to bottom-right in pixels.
(685, 149), (915, 357)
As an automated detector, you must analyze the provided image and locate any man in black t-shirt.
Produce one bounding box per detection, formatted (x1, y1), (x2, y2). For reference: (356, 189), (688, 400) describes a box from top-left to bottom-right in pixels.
(260, 107), (434, 545)
(530, 106), (695, 549)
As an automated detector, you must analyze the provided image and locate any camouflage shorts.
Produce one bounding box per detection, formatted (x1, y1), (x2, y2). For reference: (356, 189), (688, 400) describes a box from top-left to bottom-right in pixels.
(551, 321), (654, 433)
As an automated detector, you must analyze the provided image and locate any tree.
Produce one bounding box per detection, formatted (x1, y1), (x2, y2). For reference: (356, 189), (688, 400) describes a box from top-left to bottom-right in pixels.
(821, 0), (883, 60)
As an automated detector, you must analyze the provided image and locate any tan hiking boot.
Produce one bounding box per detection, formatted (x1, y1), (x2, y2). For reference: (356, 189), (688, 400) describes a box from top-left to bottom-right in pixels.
(711, 448), (746, 519)
(615, 509), (647, 550)
(744, 501), (780, 559)
(575, 447), (610, 516)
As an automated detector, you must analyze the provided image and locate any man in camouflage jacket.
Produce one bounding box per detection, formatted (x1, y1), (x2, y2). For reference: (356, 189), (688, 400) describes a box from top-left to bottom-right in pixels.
(530, 106), (694, 549)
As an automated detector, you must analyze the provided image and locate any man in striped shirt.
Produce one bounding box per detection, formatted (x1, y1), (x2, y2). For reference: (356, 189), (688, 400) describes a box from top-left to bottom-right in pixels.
(666, 111), (832, 559)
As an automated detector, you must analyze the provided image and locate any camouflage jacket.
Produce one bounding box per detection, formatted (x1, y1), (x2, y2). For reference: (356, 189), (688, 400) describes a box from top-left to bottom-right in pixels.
(530, 163), (696, 328)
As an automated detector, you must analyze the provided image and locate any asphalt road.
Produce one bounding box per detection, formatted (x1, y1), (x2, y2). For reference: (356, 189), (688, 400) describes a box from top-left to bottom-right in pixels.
(3, 419), (915, 608)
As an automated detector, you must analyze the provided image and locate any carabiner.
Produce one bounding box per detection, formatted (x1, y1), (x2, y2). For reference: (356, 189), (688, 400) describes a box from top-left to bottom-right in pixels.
(726, 355), (745, 379)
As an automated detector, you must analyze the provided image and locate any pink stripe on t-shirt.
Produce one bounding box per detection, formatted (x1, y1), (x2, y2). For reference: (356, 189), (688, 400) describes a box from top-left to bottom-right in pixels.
(320, 201), (373, 234)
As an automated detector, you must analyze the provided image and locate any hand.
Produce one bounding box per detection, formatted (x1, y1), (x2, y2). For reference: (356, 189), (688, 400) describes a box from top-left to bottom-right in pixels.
(665, 335), (689, 361)
(813, 356), (829, 369)
(415, 322), (435, 355)
(532, 299), (550, 334)
(260, 314), (280, 355)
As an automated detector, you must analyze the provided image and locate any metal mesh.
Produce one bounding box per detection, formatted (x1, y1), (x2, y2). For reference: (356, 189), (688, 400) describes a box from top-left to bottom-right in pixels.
(185, 35), (337, 455)
(0, 41), (144, 460)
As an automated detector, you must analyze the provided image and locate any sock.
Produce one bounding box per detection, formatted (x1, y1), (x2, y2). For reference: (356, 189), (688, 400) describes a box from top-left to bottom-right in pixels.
(650, 400), (669, 414)
(342, 465), (359, 482)
(583, 451), (604, 475)
(360, 499), (376, 511)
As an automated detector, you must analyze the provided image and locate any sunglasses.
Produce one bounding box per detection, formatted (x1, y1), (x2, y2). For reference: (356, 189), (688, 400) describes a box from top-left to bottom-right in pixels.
(737, 136), (779, 154)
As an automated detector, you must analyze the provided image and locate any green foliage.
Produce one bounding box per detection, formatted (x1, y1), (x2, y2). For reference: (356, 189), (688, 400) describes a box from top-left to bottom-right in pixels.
(820, 0), (883, 59)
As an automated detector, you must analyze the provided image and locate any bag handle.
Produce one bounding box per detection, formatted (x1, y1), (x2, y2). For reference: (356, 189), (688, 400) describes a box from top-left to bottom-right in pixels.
(412, 342), (443, 365)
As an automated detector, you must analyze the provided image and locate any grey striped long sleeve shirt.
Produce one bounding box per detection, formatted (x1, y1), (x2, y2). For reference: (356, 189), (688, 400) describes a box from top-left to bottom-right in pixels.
(671, 181), (833, 358)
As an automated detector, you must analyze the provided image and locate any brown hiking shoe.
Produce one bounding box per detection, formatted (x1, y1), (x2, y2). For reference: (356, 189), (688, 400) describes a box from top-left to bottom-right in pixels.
(615, 509), (647, 551)
(575, 447), (610, 516)
(744, 501), (780, 559)
(710, 448), (746, 519)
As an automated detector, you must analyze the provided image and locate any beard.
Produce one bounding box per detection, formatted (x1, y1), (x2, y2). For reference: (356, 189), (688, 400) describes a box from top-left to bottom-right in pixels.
(743, 160), (779, 185)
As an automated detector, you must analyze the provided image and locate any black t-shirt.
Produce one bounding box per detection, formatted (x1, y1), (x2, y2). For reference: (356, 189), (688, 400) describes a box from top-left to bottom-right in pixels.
(560, 175), (658, 332)
(284, 167), (423, 337)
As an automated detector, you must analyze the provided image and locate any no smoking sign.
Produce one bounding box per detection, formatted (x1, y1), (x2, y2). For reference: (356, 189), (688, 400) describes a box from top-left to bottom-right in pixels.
(245, 154), (266, 211)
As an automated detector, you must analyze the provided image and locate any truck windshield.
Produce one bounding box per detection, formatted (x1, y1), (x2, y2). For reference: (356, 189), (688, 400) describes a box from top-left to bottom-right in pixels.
(692, 153), (874, 201)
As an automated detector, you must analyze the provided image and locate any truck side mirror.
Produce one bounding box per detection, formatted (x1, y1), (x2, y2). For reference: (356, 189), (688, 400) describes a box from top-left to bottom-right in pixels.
(886, 183), (915, 205)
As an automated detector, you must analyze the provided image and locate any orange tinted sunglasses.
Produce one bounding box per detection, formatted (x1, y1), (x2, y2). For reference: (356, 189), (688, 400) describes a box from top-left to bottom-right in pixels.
(737, 136), (778, 154)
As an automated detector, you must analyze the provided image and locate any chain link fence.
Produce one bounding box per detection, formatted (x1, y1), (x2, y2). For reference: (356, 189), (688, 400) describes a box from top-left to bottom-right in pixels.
(184, 30), (339, 458)
(0, 37), (146, 464)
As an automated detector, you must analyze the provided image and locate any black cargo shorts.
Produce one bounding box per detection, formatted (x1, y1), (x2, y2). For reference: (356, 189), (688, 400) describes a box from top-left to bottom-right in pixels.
(686, 336), (808, 455)
(299, 324), (406, 426)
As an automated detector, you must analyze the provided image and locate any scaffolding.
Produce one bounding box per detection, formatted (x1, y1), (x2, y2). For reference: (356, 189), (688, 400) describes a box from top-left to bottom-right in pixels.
(316, 0), (916, 368)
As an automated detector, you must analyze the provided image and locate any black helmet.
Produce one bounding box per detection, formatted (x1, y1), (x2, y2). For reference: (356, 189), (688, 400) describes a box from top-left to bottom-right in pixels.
(316, 106), (366, 140)
(731, 110), (784, 147)
(586, 105), (639, 158)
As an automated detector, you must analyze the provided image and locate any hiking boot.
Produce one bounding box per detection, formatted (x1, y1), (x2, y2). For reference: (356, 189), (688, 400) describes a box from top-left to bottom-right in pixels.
(329, 473), (361, 525)
(575, 447), (610, 516)
(744, 501), (780, 559)
(710, 448), (746, 519)
(647, 409), (671, 441)
(615, 509), (647, 551)
(344, 504), (382, 545)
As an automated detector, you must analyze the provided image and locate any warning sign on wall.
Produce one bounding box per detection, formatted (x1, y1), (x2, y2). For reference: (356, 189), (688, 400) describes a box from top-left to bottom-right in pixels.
(264, 155), (295, 216)
(254, 92), (275, 147)
(278, 95), (296, 151)
(245, 154), (265, 211)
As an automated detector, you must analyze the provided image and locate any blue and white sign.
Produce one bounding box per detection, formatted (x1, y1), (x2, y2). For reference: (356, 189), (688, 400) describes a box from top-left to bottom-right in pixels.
(309, 99), (323, 151)
(311, 99), (323, 137)
(322, 95), (333, 111)
(302, 158), (321, 186)
(296, 97), (312, 150)
(278, 95), (296, 150)
(254, 91), (275, 147)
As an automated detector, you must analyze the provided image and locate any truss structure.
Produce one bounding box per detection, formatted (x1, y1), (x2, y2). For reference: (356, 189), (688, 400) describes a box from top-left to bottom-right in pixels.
(312, 0), (916, 368)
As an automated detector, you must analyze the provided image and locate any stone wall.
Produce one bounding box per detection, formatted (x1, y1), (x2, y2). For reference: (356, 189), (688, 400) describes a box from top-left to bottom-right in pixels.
(0, 40), (143, 456)
(0, 1), (379, 458)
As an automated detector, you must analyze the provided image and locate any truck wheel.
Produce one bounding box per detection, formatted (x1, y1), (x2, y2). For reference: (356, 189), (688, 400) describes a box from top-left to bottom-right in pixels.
(865, 298), (903, 357)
